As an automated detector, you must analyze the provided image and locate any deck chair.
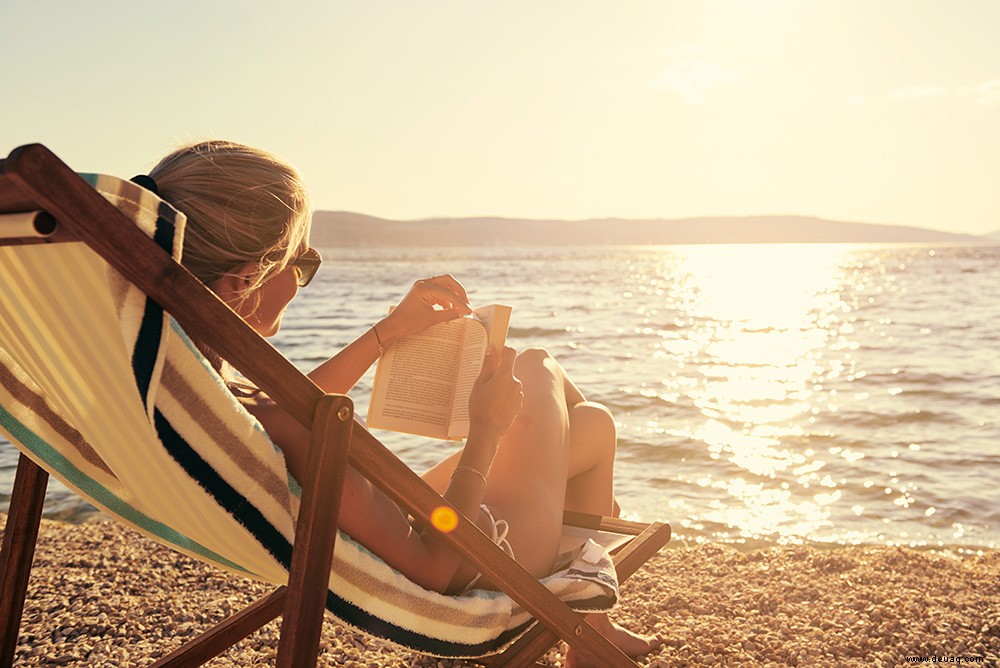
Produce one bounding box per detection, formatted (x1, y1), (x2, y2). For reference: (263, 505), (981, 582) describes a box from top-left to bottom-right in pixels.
(0, 143), (671, 667)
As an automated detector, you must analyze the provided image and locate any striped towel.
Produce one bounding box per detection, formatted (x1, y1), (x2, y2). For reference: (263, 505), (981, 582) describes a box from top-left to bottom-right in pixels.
(0, 174), (619, 658)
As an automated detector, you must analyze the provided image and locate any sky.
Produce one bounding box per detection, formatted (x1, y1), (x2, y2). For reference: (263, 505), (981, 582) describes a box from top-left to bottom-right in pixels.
(2, 1), (998, 235)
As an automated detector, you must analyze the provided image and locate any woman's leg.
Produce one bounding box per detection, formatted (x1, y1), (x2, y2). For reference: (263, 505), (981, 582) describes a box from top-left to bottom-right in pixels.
(423, 354), (619, 518)
(547, 389), (661, 664)
(563, 401), (617, 517)
(423, 349), (660, 661)
(509, 353), (621, 517)
(451, 347), (574, 584)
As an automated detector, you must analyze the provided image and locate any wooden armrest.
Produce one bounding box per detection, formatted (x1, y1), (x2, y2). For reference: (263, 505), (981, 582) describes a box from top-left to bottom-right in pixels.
(561, 510), (649, 536)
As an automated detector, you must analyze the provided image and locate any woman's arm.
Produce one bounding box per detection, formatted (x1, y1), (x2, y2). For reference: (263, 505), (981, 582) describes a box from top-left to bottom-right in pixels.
(307, 275), (473, 394)
(305, 326), (384, 395)
(409, 346), (523, 590)
(245, 345), (522, 593)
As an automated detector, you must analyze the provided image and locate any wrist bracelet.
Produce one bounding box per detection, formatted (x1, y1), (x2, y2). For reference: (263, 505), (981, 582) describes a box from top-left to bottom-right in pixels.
(371, 324), (385, 356)
(451, 465), (488, 486)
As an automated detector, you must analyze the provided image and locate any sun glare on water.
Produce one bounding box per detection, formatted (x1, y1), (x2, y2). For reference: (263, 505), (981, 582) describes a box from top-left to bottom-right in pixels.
(660, 244), (857, 543)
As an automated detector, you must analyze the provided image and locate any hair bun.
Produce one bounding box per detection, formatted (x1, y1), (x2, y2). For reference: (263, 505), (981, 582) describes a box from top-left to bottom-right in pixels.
(129, 174), (159, 195)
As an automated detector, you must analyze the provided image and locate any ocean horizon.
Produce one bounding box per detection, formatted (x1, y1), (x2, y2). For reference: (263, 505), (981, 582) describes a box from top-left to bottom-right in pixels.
(3, 242), (998, 553)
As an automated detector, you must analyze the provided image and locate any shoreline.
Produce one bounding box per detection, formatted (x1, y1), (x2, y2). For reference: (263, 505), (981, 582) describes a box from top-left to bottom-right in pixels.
(7, 504), (998, 556)
(3, 515), (998, 666)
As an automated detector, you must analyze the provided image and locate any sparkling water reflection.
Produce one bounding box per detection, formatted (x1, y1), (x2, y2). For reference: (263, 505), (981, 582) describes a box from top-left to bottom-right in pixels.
(662, 245), (852, 543)
(615, 244), (998, 549)
(2, 243), (997, 551)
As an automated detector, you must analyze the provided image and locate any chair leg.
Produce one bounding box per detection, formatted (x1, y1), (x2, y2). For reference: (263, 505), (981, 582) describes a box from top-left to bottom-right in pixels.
(159, 395), (354, 668)
(149, 395), (354, 667)
(488, 521), (672, 667)
(276, 395), (354, 668)
(0, 453), (49, 668)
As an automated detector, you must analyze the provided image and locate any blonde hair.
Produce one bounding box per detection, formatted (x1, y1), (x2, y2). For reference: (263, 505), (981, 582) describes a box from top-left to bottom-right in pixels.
(149, 140), (312, 314)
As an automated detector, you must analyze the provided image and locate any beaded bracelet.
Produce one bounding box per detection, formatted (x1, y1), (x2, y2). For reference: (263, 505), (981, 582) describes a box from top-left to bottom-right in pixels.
(451, 465), (488, 486)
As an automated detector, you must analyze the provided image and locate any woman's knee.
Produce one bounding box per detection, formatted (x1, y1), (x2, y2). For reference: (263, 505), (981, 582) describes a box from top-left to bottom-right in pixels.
(569, 401), (617, 452)
(570, 401), (618, 440)
(514, 347), (555, 370)
(513, 348), (560, 389)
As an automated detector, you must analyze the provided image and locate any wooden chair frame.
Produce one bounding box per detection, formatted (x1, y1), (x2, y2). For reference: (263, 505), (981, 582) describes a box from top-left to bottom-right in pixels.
(0, 144), (671, 667)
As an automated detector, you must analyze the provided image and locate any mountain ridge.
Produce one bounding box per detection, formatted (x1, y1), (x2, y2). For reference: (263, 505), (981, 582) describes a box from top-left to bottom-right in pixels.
(310, 211), (992, 247)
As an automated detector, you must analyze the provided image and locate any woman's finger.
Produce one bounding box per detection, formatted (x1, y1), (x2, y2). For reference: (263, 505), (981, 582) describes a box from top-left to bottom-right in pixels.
(429, 307), (468, 325)
(416, 281), (473, 314)
(426, 274), (471, 306)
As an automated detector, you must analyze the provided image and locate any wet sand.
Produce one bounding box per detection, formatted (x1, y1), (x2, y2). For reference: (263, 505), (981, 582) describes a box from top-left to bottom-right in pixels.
(3, 515), (998, 666)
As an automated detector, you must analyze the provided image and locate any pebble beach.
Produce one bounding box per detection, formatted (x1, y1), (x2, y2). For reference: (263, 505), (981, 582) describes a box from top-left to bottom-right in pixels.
(4, 514), (998, 667)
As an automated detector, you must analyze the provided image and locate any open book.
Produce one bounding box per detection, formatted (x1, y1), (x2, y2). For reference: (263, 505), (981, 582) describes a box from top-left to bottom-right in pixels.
(366, 304), (512, 440)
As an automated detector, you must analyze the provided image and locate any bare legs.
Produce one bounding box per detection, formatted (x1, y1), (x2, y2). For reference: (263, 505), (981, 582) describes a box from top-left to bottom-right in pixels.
(420, 349), (659, 661)
(422, 351), (619, 524)
(460, 347), (573, 581)
(555, 384), (663, 665)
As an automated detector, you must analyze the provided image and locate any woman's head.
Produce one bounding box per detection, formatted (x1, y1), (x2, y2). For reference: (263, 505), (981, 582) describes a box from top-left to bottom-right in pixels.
(149, 140), (313, 335)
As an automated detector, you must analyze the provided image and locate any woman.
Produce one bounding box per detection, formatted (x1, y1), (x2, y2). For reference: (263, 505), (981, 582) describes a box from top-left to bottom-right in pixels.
(148, 140), (659, 666)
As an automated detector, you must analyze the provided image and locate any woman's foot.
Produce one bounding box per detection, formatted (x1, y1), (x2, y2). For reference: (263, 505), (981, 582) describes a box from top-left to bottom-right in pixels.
(564, 614), (661, 667)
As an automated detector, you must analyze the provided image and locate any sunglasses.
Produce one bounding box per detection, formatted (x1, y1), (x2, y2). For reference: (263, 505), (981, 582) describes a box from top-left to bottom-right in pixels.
(291, 247), (322, 287)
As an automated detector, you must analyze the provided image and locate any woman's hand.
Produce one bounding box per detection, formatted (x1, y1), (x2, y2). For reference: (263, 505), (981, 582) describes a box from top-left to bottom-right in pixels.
(378, 275), (473, 344)
(468, 346), (524, 440)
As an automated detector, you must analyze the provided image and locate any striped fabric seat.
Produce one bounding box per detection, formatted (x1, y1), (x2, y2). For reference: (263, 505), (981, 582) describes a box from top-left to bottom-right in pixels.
(0, 174), (619, 658)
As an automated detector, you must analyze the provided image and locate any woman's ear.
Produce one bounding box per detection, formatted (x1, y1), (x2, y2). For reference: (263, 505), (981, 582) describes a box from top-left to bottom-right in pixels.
(209, 262), (258, 315)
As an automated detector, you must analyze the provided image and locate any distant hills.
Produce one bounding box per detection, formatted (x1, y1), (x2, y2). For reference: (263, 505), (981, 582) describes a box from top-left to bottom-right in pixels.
(310, 211), (994, 247)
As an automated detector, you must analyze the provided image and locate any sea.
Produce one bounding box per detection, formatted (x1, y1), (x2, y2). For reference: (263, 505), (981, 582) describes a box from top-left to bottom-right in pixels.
(2, 242), (998, 553)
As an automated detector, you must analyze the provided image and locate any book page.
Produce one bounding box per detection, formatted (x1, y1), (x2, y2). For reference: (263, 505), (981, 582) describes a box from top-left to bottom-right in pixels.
(367, 303), (513, 440)
(473, 304), (512, 354)
(367, 317), (468, 439)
